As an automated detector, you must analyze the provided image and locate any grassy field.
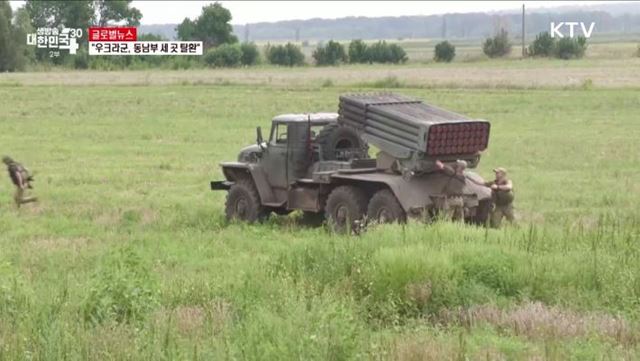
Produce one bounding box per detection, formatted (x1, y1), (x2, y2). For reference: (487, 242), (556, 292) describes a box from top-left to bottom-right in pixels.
(1, 66), (640, 360)
(3, 56), (640, 89)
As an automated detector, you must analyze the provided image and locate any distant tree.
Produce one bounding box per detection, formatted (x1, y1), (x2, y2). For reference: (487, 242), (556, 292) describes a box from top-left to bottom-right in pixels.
(26, 0), (140, 29)
(265, 43), (305, 66)
(73, 47), (89, 69)
(26, 1), (93, 31)
(434, 41), (455, 62)
(554, 36), (587, 60)
(366, 41), (390, 63)
(388, 43), (408, 63)
(0, 0), (15, 71)
(284, 43), (306, 66)
(25, 0), (140, 64)
(529, 32), (555, 57)
(348, 39), (368, 63)
(12, 7), (34, 69)
(240, 42), (260, 65)
(176, 2), (237, 49)
(204, 43), (242, 67)
(482, 29), (512, 58)
(312, 40), (347, 66)
(94, 0), (142, 26)
(137, 33), (166, 41)
(365, 41), (408, 64)
(176, 18), (196, 41)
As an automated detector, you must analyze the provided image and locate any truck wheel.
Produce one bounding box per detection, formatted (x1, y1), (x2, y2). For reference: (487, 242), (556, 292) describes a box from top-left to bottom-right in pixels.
(325, 186), (368, 232)
(316, 124), (368, 161)
(367, 189), (406, 224)
(225, 178), (268, 223)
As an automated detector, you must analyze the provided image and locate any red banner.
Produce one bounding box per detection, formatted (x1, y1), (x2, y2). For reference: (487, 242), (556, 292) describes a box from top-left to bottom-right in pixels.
(88, 27), (137, 42)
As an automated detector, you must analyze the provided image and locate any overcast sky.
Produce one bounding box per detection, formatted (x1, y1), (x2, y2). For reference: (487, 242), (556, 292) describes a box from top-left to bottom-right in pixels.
(8, 1), (625, 25)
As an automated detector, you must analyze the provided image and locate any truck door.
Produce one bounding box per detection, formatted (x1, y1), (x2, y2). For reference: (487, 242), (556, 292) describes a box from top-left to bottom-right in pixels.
(263, 122), (289, 189)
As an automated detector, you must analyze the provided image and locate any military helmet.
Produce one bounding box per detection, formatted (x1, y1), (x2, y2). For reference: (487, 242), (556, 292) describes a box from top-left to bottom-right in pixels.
(493, 167), (507, 175)
(2, 156), (13, 165)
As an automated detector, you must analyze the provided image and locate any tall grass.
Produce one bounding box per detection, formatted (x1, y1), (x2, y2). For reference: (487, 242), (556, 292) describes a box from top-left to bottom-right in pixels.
(0, 84), (639, 359)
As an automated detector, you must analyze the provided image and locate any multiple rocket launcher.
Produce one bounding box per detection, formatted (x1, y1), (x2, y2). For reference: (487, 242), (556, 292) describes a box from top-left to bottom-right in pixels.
(337, 93), (490, 164)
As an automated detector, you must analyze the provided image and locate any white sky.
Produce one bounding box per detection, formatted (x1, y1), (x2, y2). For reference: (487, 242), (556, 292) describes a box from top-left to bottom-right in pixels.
(8, 1), (627, 25)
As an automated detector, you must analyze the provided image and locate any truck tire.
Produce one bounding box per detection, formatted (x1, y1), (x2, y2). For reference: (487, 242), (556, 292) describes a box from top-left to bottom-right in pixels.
(225, 178), (269, 223)
(325, 185), (368, 232)
(367, 189), (406, 224)
(316, 124), (368, 161)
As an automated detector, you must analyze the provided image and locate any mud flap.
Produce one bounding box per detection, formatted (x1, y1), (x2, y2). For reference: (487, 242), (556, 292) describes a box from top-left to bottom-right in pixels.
(211, 181), (233, 190)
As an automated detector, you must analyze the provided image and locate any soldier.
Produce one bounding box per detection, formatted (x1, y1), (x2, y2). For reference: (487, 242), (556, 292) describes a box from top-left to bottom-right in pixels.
(435, 159), (467, 221)
(3, 156), (37, 208)
(485, 167), (514, 228)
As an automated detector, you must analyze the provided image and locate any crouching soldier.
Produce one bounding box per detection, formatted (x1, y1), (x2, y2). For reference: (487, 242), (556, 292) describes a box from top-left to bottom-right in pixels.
(486, 167), (514, 228)
(3, 156), (37, 208)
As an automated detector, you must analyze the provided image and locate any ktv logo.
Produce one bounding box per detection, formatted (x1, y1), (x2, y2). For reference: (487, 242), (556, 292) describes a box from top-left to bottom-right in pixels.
(550, 22), (596, 38)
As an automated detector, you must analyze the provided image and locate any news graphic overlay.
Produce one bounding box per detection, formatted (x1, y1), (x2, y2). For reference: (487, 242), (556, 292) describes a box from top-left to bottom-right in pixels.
(88, 27), (202, 56)
(26, 27), (82, 57)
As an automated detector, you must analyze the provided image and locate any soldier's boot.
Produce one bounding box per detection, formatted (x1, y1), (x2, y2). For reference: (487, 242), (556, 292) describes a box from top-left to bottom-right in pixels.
(14, 188), (37, 208)
(14, 188), (22, 208)
(20, 197), (38, 204)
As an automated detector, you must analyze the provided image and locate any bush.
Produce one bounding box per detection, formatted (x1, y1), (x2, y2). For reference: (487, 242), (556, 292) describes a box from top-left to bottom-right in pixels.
(204, 43), (243, 67)
(348, 39), (368, 63)
(554, 36), (587, 60)
(366, 41), (408, 64)
(312, 40), (347, 66)
(168, 56), (199, 70)
(483, 29), (512, 58)
(388, 44), (408, 64)
(265, 43), (305, 66)
(529, 32), (555, 57)
(240, 42), (260, 65)
(73, 48), (89, 69)
(434, 41), (456, 62)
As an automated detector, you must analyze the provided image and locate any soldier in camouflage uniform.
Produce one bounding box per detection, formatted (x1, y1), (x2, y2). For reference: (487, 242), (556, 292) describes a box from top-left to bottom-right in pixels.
(485, 167), (514, 228)
(435, 159), (467, 221)
(3, 156), (37, 208)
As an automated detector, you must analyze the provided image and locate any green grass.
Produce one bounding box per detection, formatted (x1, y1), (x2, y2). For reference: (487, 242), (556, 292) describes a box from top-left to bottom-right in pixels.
(1, 82), (639, 360)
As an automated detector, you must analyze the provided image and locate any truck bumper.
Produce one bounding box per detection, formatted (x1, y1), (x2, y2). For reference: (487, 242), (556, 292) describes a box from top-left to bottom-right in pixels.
(211, 180), (233, 191)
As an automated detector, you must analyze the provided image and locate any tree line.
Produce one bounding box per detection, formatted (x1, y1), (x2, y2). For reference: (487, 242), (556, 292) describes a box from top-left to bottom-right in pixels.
(433, 29), (589, 63)
(0, 1), (624, 72)
(229, 9), (640, 41)
(0, 0), (142, 71)
(0, 1), (411, 71)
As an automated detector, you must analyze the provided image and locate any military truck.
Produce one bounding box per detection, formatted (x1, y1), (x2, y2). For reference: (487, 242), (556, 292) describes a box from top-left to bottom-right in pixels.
(211, 93), (492, 231)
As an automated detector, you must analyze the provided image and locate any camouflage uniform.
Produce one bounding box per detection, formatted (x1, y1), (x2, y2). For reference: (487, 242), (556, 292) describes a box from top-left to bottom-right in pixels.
(438, 160), (467, 221)
(3, 156), (37, 208)
(485, 167), (514, 228)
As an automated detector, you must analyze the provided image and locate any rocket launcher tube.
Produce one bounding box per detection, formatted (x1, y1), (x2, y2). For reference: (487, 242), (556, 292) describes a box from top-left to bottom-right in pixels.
(338, 93), (490, 165)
